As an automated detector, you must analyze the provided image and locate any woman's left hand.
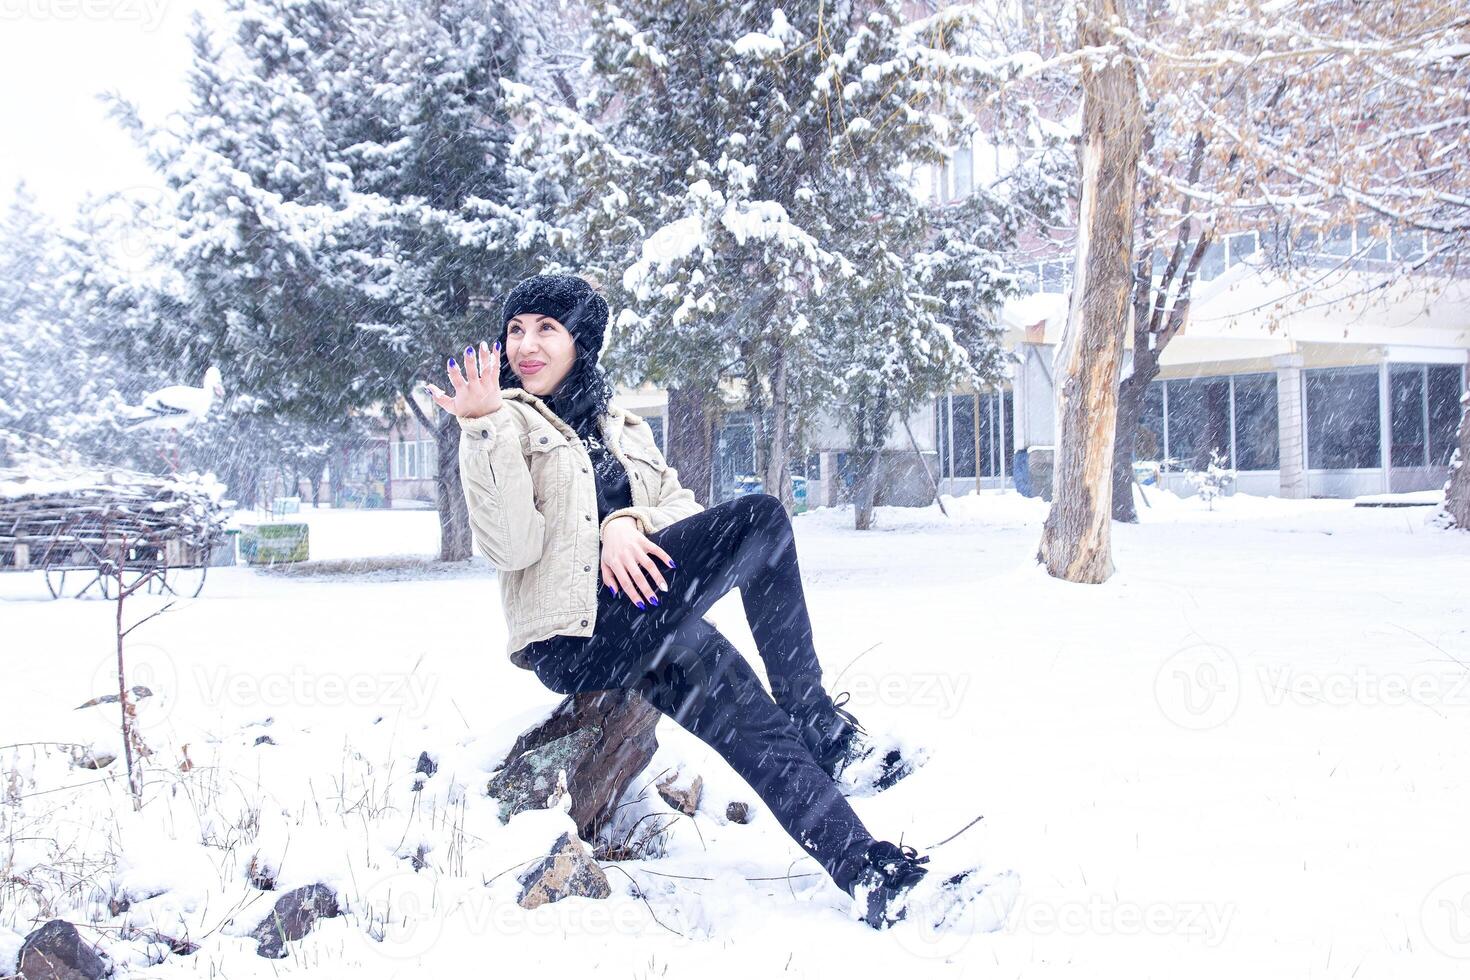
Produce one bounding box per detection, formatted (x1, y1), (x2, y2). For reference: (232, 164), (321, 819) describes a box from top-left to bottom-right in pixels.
(601, 516), (674, 607)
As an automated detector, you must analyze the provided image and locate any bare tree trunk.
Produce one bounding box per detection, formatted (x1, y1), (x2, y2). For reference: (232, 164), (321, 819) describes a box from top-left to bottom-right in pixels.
(307, 460), (323, 508)
(409, 391), (472, 561)
(764, 341), (793, 512)
(667, 386), (715, 507)
(1038, 0), (1145, 583)
(329, 443), (346, 508)
(852, 425), (879, 531)
(1445, 393), (1470, 530)
(1111, 359), (1153, 521)
(849, 389), (889, 530)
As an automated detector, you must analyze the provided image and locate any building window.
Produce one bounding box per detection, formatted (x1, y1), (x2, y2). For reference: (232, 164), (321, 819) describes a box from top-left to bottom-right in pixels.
(978, 391), (1014, 477)
(1427, 364), (1466, 466)
(1306, 367), (1380, 469)
(953, 145), (974, 198)
(1321, 223), (1354, 258)
(1164, 376), (1231, 470)
(1390, 363), (1465, 468)
(393, 439), (436, 479)
(1137, 373), (1277, 471)
(1227, 232), (1258, 267)
(1232, 373), (1280, 470)
(1355, 219), (1388, 261)
(935, 392), (1012, 479)
(1138, 381), (1165, 461)
(714, 412), (756, 503)
(1390, 227), (1426, 263)
(1198, 240), (1226, 281)
(1390, 365), (1427, 467)
(1041, 260), (1068, 293)
(936, 395), (976, 478)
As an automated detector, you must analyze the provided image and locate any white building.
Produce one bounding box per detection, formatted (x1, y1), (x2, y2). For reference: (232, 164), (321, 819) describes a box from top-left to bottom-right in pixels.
(998, 237), (1470, 502)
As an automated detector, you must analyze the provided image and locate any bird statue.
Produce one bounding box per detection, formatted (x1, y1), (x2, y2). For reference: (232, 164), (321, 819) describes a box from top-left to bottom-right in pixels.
(120, 365), (225, 431)
(119, 365), (226, 473)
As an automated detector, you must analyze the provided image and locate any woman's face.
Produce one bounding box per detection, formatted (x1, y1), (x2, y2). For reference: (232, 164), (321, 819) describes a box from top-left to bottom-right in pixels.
(505, 313), (577, 397)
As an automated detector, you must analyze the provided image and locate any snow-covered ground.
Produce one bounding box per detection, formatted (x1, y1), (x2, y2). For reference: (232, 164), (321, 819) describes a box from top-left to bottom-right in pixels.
(2, 488), (1468, 978)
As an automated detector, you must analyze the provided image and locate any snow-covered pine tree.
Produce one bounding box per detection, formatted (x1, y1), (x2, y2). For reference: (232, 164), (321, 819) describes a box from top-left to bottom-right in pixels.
(341, 0), (577, 557)
(0, 184), (71, 463)
(96, 0), (561, 548)
(0, 182), (172, 473)
(87, 0), (384, 497)
(508, 0), (1058, 519)
(820, 3), (1071, 528)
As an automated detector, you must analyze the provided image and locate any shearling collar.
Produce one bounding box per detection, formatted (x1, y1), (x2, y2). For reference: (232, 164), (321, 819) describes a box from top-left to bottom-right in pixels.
(501, 387), (642, 444)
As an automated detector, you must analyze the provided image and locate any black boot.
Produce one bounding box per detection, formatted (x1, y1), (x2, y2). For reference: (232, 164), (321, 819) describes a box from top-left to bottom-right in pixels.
(791, 691), (918, 795)
(846, 840), (932, 930)
(790, 690), (867, 777)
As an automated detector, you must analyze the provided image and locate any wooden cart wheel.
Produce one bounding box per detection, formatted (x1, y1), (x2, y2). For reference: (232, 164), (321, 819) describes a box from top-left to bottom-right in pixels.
(43, 562), (68, 600)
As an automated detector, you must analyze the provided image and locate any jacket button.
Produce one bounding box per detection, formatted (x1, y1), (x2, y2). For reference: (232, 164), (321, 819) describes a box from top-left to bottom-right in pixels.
(538, 435), (548, 444)
(580, 619), (588, 627)
(478, 430), (489, 439)
(581, 467), (588, 473)
(584, 514), (591, 521)
(583, 564), (590, 571)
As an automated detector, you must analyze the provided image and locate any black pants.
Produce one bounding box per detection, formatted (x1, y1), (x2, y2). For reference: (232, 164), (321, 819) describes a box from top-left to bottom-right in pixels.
(518, 493), (875, 893)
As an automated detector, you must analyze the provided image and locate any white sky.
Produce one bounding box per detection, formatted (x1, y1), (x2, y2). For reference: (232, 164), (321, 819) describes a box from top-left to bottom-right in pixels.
(0, 0), (225, 222)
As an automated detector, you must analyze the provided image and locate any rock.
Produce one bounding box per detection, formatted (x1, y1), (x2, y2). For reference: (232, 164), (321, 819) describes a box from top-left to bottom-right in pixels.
(16, 919), (109, 979)
(411, 750), (437, 792)
(254, 735), (275, 746)
(249, 883), (340, 959)
(516, 832), (612, 910)
(74, 685), (154, 710)
(246, 854), (275, 891)
(656, 772), (703, 816)
(119, 924), (199, 958)
(489, 727), (598, 822)
(488, 689), (659, 842)
(725, 801), (752, 824)
(144, 929), (199, 956)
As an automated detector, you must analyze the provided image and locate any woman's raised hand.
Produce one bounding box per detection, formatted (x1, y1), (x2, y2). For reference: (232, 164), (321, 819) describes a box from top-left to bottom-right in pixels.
(426, 341), (503, 419)
(600, 515), (675, 608)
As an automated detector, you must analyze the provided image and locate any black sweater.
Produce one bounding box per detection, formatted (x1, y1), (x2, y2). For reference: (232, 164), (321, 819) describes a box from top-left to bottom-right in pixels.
(571, 416), (633, 525)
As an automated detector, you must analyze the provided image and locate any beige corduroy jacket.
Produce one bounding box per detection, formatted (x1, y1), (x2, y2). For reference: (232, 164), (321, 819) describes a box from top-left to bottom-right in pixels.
(457, 388), (704, 668)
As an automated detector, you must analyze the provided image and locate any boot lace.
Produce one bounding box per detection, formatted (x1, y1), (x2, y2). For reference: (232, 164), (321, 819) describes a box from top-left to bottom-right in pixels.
(830, 690), (870, 736)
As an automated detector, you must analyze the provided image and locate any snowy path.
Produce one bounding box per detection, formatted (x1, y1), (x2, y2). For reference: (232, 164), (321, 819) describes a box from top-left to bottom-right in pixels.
(2, 491), (1467, 978)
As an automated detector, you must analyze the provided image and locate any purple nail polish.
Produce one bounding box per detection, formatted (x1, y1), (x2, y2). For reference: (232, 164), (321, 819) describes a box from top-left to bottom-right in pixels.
(449, 357), (456, 367)
(650, 596), (660, 606)
(669, 560), (677, 568)
(636, 601), (644, 610)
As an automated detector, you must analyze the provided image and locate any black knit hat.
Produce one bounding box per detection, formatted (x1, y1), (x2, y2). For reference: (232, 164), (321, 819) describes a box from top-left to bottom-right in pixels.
(497, 273), (609, 361)
(495, 273), (615, 434)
